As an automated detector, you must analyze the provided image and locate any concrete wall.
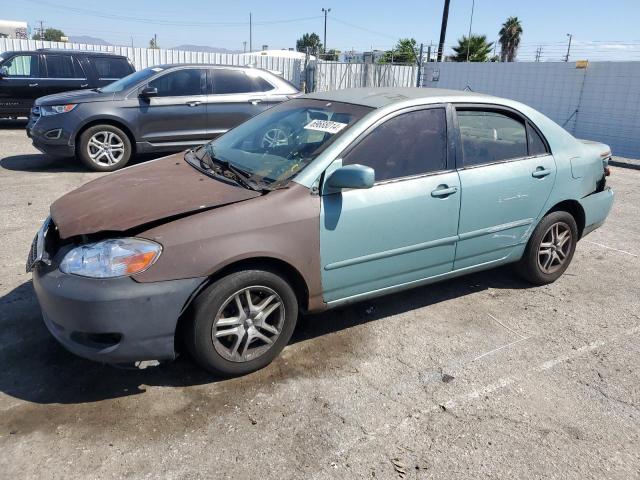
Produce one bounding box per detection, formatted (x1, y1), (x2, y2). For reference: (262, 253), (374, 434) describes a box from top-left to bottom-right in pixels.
(422, 62), (640, 158)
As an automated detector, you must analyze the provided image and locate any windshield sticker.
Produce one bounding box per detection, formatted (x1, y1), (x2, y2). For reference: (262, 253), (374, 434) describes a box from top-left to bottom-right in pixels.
(304, 119), (348, 134)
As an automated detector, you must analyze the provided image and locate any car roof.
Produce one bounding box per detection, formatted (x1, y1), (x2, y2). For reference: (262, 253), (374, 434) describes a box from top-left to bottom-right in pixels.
(303, 87), (497, 108)
(1, 49), (128, 57)
(150, 63), (261, 70)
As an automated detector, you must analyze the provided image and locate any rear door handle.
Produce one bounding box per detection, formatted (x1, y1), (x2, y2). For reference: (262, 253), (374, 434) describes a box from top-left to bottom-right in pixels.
(29, 83), (38, 87)
(431, 185), (458, 198)
(532, 167), (552, 178)
(186, 101), (202, 107)
(249, 98), (263, 105)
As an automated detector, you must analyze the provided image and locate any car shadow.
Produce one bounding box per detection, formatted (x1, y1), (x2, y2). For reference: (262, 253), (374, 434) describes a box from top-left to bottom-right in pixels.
(0, 152), (156, 173)
(0, 267), (530, 405)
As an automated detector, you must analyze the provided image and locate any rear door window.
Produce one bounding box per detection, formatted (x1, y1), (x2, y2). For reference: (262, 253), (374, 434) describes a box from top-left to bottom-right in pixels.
(149, 69), (205, 97)
(91, 57), (133, 80)
(212, 69), (273, 94)
(3, 54), (40, 77)
(342, 108), (448, 182)
(527, 123), (549, 156)
(44, 55), (76, 78)
(457, 109), (528, 166)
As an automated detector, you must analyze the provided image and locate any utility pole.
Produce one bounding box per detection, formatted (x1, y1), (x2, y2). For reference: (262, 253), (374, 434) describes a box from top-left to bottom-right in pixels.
(249, 13), (252, 53)
(154, 33), (158, 49)
(37, 20), (45, 39)
(466, 0), (475, 62)
(535, 46), (542, 62)
(437, 0), (451, 62)
(564, 33), (573, 62)
(321, 7), (331, 56)
(243, 41), (247, 54)
(416, 43), (424, 87)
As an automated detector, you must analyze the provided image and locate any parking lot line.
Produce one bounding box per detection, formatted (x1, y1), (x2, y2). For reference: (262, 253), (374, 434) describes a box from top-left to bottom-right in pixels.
(585, 240), (638, 257)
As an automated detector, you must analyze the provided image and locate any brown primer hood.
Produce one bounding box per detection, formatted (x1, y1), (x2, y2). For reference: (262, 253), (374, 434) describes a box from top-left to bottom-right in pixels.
(50, 153), (261, 239)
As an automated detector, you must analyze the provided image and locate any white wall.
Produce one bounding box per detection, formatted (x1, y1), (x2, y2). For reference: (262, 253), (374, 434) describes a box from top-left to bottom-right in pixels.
(422, 61), (640, 159)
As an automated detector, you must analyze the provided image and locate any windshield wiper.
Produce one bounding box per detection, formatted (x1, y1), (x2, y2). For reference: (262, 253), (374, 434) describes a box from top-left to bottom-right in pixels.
(191, 146), (260, 191)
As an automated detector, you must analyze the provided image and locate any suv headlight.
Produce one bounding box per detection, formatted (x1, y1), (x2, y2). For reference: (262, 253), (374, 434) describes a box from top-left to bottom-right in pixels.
(41, 104), (78, 116)
(60, 238), (161, 278)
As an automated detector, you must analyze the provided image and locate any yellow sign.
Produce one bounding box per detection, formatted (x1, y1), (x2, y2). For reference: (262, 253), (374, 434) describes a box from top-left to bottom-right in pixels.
(575, 60), (589, 69)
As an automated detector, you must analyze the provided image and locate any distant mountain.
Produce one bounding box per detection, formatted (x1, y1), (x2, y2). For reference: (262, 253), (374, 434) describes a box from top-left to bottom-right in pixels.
(172, 44), (241, 54)
(69, 35), (112, 46)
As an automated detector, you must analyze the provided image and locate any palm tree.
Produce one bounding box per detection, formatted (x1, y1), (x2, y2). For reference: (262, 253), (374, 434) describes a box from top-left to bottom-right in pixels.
(451, 35), (493, 62)
(499, 17), (523, 62)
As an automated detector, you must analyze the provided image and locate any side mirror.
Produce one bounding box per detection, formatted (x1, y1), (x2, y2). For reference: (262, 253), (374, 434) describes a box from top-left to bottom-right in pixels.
(0, 66), (9, 78)
(139, 86), (158, 98)
(325, 164), (375, 193)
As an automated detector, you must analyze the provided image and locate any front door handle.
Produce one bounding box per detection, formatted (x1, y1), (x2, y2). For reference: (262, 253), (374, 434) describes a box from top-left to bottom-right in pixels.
(80, 83), (89, 88)
(431, 185), (458, 198)
(29, 83), (38, 87)
(532, 167), (552, 178)
(186, 101), (202, 107)
(249, 98), (263, 105)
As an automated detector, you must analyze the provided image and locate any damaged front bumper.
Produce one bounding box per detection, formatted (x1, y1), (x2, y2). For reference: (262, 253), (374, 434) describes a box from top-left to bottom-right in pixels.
(32, 265), (204, 364)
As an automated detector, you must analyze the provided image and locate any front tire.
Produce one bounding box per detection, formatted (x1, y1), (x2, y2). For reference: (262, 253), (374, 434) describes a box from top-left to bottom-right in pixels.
(186, 270), (299, 377)
(77, 124), (132, 172)
(517, 211), (578, 285)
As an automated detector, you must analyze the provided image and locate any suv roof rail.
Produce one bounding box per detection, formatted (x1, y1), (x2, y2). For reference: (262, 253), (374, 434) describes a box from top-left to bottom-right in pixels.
(34, 48), (125, 56)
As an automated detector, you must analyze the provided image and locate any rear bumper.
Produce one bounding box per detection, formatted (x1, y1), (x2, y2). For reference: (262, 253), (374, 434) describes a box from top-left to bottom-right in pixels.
(33, 267), (205, 363)
(580, 187), (614, 237)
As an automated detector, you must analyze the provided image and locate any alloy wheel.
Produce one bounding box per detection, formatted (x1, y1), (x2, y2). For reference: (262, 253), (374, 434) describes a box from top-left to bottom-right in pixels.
(87, 131), (125, 166)
(212, 286), (284, 363)
(261, 127), (289, 148)
(537, 221), (572, 274)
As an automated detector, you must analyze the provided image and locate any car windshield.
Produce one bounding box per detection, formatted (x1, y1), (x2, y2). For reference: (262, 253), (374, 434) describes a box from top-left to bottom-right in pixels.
(197, 98), (372, 189)
(100, 67), (162, 93)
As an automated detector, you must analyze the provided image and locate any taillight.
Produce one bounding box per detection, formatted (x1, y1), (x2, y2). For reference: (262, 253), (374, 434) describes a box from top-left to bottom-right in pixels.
(604, 166), (611, 177)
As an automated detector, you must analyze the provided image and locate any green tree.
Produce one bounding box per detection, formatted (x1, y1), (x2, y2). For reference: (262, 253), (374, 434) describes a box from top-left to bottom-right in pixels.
(451, 34), (493, 62)
(32, 28), (65, 42)
(321, 49), (340, 61)
(296, 33), (323, 56)
(149, 37), (159, 49)
(379, 38), (418, 64)
(499, 17), (523, 62)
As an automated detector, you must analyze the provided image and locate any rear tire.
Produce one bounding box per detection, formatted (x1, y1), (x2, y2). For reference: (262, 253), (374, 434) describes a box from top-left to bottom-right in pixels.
(77, 124), (132, 172)
(186, 270), (298, 377)
(517, 211), (578, 285)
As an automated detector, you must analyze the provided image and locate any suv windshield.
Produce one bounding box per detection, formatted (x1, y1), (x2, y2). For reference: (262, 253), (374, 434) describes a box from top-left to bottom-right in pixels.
(100, 67), (162, 93)
(197, 99), (372, 188)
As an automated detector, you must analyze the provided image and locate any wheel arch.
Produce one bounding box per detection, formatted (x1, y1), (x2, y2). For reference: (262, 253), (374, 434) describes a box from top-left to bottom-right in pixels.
(544, 199), (586, 238)
(75, 118), (136, 155)
(174, 256), (311, 352)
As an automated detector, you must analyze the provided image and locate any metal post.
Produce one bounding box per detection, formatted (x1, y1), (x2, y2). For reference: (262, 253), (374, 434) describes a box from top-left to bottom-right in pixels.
(321, 8), (331, 56)
(437, 0), (451, 62)
(565, 33), (572, 62)
(249, 13), (252, 53)
(427, 43), (432, 63)
(466, 0), (475, 62)
(416, 43), (424, 87)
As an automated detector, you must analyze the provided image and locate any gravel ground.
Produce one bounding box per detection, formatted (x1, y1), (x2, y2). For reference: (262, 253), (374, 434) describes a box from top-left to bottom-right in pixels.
(0, 119), (639, 479)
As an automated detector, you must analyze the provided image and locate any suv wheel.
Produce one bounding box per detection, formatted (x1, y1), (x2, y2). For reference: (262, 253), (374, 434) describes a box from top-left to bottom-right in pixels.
(78, 125), (132, 172)
(517, 211), (578, 285)
(186, 270), (299, 377)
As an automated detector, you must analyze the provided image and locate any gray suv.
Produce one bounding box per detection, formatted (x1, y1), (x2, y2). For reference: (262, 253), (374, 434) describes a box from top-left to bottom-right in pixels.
(27, 64), (300, 171)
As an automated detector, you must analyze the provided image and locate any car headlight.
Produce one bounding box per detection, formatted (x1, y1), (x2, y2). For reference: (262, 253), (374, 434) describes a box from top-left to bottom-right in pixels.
(60, 238), (161, 278)
(41, 104), (78, 116)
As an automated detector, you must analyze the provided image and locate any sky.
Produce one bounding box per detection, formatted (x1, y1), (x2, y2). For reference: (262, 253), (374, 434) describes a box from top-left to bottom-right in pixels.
(3, 0), (640, 61)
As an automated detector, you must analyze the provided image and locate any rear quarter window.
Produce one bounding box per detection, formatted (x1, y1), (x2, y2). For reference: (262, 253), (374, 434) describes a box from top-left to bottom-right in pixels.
(90, 57), (133, 79)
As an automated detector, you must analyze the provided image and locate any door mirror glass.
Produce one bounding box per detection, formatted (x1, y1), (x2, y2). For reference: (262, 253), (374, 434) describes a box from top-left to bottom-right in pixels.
(139, 86), (158, 98)
(325, 164), (375, 193)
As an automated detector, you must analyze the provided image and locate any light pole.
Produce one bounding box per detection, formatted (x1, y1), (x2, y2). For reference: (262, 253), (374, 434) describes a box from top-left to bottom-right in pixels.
(321, 7), (331, 56)
(466, 0), (475, 62)
(565, 33), (573, 62)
